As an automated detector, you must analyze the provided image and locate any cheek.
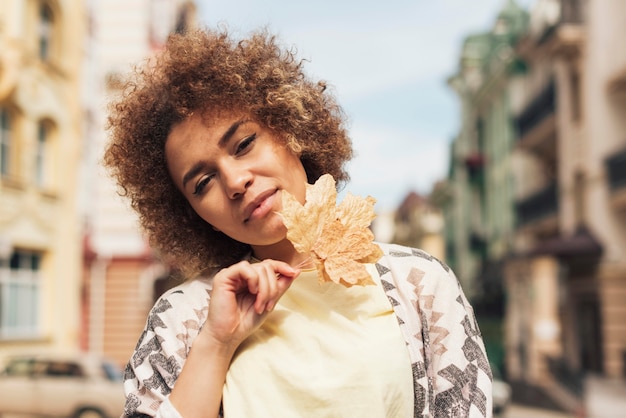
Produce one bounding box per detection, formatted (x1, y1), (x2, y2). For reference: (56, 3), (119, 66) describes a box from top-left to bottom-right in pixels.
(290, 161), (308, 203)
(189, 198), (224, 228)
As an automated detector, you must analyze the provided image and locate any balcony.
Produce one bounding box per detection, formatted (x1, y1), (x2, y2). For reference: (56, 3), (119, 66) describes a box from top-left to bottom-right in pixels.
(516, 182), (559, 228)
(605, 146), (626, 210)
(515, 80), (556, 140)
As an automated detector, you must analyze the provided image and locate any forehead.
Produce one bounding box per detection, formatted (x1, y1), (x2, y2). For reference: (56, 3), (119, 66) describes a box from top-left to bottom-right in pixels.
(199, 108), (249, 127)
(189, 109), (250, 131)
(167, 110), (246, 144)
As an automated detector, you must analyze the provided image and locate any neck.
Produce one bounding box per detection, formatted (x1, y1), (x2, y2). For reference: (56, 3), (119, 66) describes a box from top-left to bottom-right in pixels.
(251, 239), (310, 268)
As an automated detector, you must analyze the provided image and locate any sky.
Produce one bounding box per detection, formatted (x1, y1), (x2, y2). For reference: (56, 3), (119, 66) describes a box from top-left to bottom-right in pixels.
(197, 0), (535, 212)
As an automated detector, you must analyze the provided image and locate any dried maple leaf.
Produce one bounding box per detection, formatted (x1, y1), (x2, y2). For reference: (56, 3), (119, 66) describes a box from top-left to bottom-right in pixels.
(280, 174), (383, 287)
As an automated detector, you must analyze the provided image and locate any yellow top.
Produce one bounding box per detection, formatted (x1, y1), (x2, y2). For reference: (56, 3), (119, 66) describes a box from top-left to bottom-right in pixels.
(222, 264), (413, 418)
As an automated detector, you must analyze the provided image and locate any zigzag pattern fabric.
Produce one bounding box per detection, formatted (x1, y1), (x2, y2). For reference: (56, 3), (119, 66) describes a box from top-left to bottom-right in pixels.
(377, 244), (493, 417)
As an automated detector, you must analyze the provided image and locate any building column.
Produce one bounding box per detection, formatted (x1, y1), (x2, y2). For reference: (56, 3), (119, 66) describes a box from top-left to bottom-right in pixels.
(504, 255), (562, 383)
(528, 255), (562, 382)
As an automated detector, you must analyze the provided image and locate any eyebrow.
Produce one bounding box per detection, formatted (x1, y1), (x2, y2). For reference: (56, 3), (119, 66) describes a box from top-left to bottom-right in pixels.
(181, 119), (248, 190)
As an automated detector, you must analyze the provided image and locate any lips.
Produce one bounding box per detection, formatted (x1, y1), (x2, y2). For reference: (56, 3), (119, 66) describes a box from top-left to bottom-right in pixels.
(243, 189), (278, 222)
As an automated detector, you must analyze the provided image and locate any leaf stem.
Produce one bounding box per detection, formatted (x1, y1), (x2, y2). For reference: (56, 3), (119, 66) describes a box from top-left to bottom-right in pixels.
(293, 257), (314, 270)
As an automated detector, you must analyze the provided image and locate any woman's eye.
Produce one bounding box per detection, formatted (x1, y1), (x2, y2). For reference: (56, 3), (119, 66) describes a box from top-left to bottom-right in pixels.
(236, 133), (256, 154)
(193, 175), (213, 195)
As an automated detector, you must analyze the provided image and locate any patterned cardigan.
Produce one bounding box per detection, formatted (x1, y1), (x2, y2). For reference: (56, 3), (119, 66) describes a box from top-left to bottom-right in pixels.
(122, 243), (493, 417)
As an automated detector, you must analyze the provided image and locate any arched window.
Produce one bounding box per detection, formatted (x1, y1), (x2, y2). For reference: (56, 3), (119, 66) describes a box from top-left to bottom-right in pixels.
(38, 3), (54, 61)
(0, 108), (10, 177)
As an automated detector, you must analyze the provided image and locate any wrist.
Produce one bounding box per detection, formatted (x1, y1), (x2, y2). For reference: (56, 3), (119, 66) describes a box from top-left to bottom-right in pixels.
(193, 328), (239, 359)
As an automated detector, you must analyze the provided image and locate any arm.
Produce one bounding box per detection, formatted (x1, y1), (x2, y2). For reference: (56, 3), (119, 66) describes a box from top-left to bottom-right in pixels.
(163, 259), (298, 418)
(377, 244), (492, 417)
(123, 259), (299, 418)
(425, 265), (493, 417)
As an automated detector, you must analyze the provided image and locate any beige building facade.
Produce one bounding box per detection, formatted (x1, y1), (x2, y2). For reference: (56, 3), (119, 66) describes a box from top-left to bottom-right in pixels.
(81, 0), (197, 367)
(0, 0), (86, 354)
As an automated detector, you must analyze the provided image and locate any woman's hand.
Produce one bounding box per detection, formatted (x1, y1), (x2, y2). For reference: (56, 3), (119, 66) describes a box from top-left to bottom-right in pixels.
(204, 259), (299, 349)
(170, 259), (297, 418)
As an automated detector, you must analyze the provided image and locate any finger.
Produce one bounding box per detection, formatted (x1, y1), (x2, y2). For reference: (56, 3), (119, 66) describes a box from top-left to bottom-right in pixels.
(235, 261), (260, 295)
(263, 260), (300, 311)
(254, 264), (272, 314)
(262, 261), (281, 312)
(265, 259), (300, 279)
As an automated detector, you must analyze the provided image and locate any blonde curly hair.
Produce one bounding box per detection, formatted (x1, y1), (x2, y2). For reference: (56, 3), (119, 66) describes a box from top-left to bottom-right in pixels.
(103, 27), (353, 278)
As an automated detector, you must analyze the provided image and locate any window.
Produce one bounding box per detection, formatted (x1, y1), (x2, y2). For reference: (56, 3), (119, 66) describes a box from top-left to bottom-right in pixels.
(45, 361), (84, 378)
(574, 171), (586, 225)
(175, 2), (194, 34)
(571, 70), (581, 122)
(0, 250), (41, 339)
(35, 121), (48, 187)
(0, 108), (10, 177)
(4, 358), (35, 376)
(102, 360), (124, 382)
(38, 3), (53, 61)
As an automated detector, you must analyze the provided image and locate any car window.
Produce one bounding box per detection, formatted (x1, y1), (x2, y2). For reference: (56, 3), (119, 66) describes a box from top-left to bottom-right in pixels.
(4, 358), (34, 376)
(44, 361), (84, 378)
(102, 360), (123, 382)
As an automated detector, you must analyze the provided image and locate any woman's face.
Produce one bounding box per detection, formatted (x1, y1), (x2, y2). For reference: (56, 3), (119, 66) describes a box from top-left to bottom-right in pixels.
(165, 111), (308, 257)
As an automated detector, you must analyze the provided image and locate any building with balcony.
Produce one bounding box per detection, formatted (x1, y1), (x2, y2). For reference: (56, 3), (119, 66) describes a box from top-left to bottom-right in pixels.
(442, 0), (529, 372)
(446, 0), (626, 410)
(446, 0), (626, 411)
(501, 0), (626, 411)
(0, 0), (86, 354)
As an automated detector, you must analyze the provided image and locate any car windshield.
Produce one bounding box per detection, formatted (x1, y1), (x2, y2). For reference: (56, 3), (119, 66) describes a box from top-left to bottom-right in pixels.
(102, 360), (123, 382)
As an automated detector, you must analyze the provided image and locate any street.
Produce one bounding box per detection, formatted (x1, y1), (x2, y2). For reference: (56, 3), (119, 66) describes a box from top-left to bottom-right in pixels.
(500, 403), (575, 418)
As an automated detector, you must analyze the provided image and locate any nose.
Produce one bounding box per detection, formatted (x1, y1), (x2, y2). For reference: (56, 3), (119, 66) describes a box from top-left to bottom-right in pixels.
(222, 164), (252, 199)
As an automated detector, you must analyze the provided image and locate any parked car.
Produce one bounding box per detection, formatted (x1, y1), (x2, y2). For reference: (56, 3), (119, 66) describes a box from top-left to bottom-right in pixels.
(492, 364), (512, 415)
(0, 352), (125, 418)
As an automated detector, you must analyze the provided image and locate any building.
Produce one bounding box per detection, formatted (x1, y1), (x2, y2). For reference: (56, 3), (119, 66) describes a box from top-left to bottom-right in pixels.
(0, 0), (86, 354)
(81, 0), (197, 367)
(391, 191), (445, 261)
(442, 0), (529, 371)
(445, 0), (626, 412)
(504, 0), (626, 409)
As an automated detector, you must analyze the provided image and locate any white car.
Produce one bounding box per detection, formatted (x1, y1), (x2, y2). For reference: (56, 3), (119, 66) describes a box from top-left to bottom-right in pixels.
(492, 365), (512, 415)
(0, 352), (125, 418)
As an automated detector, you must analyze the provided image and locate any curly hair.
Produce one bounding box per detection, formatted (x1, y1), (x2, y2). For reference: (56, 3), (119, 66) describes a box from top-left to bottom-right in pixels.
(103, 27), (354, 278)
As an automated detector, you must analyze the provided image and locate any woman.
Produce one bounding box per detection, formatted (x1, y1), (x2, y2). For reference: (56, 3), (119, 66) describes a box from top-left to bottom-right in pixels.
(104, 27), (493, 418)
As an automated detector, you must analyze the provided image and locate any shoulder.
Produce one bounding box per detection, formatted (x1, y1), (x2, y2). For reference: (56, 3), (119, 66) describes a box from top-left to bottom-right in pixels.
(156, 277), (213, 310)
(374, 242), (466, 302)
(127, 278), (212, 368)
(376, 242), (452, 279)
(140, 278), (212, 338)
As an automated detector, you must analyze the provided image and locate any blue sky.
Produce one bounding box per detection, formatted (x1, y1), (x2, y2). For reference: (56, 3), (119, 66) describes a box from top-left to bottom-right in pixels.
(197, 0), (535, 212)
